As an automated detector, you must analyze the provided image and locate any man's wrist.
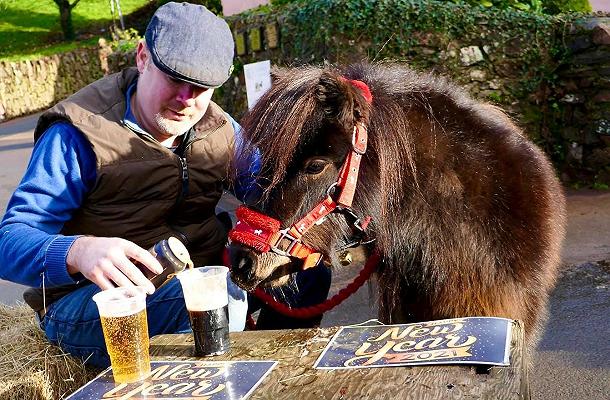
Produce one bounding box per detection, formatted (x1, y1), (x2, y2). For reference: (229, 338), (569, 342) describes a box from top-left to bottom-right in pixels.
(45, 235), (82, 286)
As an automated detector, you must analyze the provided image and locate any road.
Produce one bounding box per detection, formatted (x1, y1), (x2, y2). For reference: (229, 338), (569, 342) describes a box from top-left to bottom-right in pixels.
(0, 113), (40, 305)
(0, 113), (609, 399)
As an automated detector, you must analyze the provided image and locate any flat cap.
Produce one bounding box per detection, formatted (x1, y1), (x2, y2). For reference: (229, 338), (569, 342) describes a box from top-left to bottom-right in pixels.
(145, 2), (235, 88)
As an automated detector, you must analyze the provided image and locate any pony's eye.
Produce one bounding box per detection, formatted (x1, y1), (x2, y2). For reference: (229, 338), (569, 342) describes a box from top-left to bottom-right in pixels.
(304, 159), (328, 175)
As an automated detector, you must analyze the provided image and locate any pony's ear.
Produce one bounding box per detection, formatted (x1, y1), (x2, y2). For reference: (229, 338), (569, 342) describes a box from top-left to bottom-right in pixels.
(270, 66), (285, 83)
(315, 72), (370, 127)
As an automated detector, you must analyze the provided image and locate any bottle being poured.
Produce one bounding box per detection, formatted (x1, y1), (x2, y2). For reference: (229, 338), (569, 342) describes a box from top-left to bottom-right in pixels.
(138, 237), (194, 289)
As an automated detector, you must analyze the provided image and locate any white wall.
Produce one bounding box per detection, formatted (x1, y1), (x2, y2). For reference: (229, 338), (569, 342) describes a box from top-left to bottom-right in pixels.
(590, 0), (610, 12)
(221, 0), (270, 16)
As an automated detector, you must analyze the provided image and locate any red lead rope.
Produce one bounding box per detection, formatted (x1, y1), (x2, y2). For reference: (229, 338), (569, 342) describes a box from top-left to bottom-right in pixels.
(223, 248), (380, 326)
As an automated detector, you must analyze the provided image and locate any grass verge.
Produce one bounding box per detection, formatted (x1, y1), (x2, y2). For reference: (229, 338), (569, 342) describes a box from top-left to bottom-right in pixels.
(0, 0), (150, 61)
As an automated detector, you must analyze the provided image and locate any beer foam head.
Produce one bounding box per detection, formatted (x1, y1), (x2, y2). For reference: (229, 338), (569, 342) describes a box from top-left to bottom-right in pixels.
(92, 286), (147, 317)
(177, 266), (229, 311)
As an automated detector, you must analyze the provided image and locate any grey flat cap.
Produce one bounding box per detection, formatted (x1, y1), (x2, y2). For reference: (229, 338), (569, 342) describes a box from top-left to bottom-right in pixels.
(145, 2), (235, 88)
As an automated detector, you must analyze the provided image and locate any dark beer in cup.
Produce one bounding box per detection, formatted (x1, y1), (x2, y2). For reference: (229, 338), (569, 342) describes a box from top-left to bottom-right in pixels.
(188, 305), (230, 356)
(177, 266), (231, 357)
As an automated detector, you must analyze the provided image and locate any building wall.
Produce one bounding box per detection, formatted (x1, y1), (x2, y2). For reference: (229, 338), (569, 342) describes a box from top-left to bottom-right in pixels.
(221, 0), (269, 16)
(590, 0), (610, 12)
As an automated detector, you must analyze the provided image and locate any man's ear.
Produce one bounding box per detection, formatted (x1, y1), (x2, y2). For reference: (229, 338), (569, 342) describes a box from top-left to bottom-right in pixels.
(315, 72), (370, 128)
(135, 41), (148, 73)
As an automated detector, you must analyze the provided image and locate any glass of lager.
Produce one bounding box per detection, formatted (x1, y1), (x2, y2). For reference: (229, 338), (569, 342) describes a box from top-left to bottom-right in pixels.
(92, 286), (151, 383)
(177, 266), (230, 356)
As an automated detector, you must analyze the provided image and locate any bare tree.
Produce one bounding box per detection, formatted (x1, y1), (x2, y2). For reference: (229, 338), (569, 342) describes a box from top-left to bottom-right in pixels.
(54, 0), (82, 41)
(109, 0), (125, 33)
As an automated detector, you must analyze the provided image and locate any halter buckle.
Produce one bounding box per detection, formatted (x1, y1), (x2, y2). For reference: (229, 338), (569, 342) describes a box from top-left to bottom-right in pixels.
(270, 228), (300, 257)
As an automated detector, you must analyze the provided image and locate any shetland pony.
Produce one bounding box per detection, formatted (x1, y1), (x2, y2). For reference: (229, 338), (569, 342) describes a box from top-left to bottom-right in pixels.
(229, 62), (566, 353)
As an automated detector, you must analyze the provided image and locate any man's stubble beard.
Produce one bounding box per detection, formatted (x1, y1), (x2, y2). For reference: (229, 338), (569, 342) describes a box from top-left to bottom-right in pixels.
(153, 113), (195, 137)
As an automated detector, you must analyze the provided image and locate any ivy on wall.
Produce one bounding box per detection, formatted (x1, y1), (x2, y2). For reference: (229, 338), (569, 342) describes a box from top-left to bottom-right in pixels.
(226, 0), (607, 186)
(230, 1), (569, 154)
(448, 0), (591, 14)
(235, 0), (567, 94)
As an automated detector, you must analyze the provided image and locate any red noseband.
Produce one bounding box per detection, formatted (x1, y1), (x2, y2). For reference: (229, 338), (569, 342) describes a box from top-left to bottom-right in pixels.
(229, 206), (323, 269)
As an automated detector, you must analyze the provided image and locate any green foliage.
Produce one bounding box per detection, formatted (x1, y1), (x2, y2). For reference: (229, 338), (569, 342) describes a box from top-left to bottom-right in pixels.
(450, 0), (543, 13)
(109, 27), (141, 52)
(270, 0), (561, 69)
(0, 0), (149, 60)
(270, 0), (300, 6)
(0, 0), (16, 11)
(448, 0), (591, 14)
(542, 0), (591, 13)
(155, 0), (222, 15)
(486, 91), (503, 103)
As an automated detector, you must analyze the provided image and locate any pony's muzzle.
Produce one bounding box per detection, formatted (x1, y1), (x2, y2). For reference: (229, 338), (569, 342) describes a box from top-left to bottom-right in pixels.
(229, 243), (295, 290)
(228, 243), (257, 290)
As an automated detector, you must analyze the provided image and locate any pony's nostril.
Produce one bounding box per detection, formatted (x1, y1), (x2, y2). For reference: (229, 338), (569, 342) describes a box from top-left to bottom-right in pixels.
(238, 256), (255, 281)
(229, 245), (256, 282)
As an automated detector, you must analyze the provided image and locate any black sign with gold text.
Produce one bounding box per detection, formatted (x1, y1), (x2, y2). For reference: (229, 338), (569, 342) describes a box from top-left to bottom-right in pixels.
(314, 317), (511, 369)
(66, 360), (277, 399)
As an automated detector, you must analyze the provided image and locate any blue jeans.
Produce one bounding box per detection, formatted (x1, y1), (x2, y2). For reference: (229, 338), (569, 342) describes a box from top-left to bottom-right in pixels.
(41, 277), (247, 368)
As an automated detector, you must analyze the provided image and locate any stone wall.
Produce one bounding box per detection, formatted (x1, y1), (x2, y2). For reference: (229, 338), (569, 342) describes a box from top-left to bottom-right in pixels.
(0, 47), (103, 121)
(555, 17), (610, 185)
(215, 5), (609, 186)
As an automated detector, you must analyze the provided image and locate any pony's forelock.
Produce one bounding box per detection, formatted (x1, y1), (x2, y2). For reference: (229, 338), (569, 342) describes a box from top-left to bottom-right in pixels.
(240, 67), (329, 199)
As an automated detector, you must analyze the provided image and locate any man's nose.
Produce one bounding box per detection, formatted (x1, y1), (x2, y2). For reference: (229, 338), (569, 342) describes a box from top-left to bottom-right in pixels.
(176, 84), (196, 106)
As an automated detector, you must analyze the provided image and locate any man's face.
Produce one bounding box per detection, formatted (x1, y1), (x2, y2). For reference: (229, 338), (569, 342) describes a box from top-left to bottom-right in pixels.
(135, 42), (214, 140)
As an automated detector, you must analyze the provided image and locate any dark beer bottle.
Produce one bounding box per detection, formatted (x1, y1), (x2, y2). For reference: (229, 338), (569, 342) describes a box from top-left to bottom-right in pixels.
(139, 237), (193, 288)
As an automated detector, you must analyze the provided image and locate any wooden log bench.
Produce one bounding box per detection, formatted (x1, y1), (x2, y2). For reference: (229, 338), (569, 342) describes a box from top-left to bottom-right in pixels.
(150, 320), (529, 399)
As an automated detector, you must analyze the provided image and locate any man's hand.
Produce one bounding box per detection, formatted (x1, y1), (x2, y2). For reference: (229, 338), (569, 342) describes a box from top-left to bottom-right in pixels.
(66, 237), (163, 294)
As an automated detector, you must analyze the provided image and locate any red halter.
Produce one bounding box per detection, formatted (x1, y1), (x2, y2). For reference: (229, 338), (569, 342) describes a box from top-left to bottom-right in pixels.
(229, 79), (373, 269)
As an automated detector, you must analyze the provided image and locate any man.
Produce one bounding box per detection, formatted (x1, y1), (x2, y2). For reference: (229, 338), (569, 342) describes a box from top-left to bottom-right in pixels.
(0, 2), (250, 367)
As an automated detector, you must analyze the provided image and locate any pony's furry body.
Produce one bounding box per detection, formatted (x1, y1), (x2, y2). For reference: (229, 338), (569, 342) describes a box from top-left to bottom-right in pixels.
(231, 63), (566, 352)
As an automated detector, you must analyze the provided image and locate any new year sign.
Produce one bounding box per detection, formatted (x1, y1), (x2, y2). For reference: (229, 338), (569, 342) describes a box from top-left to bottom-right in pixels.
(314, 317), (511, 369)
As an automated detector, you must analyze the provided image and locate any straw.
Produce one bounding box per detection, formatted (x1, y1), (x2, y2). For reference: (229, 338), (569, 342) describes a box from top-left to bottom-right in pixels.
(0, 303), (100, 399)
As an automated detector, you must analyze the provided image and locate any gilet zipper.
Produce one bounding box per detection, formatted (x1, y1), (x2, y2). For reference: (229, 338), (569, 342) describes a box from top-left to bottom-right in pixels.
(173, 119), (227, 205)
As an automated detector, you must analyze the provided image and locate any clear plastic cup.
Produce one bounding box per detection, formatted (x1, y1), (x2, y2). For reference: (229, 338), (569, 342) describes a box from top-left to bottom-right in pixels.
(177, 266), (230, 356)
(92, 286), (151, 383)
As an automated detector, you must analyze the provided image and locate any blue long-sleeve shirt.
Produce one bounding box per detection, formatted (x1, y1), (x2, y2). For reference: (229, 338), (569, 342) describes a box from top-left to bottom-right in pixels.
(0, 85), (257, 288)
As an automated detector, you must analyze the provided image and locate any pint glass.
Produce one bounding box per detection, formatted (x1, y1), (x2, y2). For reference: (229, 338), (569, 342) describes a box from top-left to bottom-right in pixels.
(92, 286), (151, 383)
(177, 266), (230, 356)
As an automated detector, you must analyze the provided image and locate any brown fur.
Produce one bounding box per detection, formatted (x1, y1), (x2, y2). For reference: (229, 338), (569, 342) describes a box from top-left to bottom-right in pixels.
(230, 62), (566, 354)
